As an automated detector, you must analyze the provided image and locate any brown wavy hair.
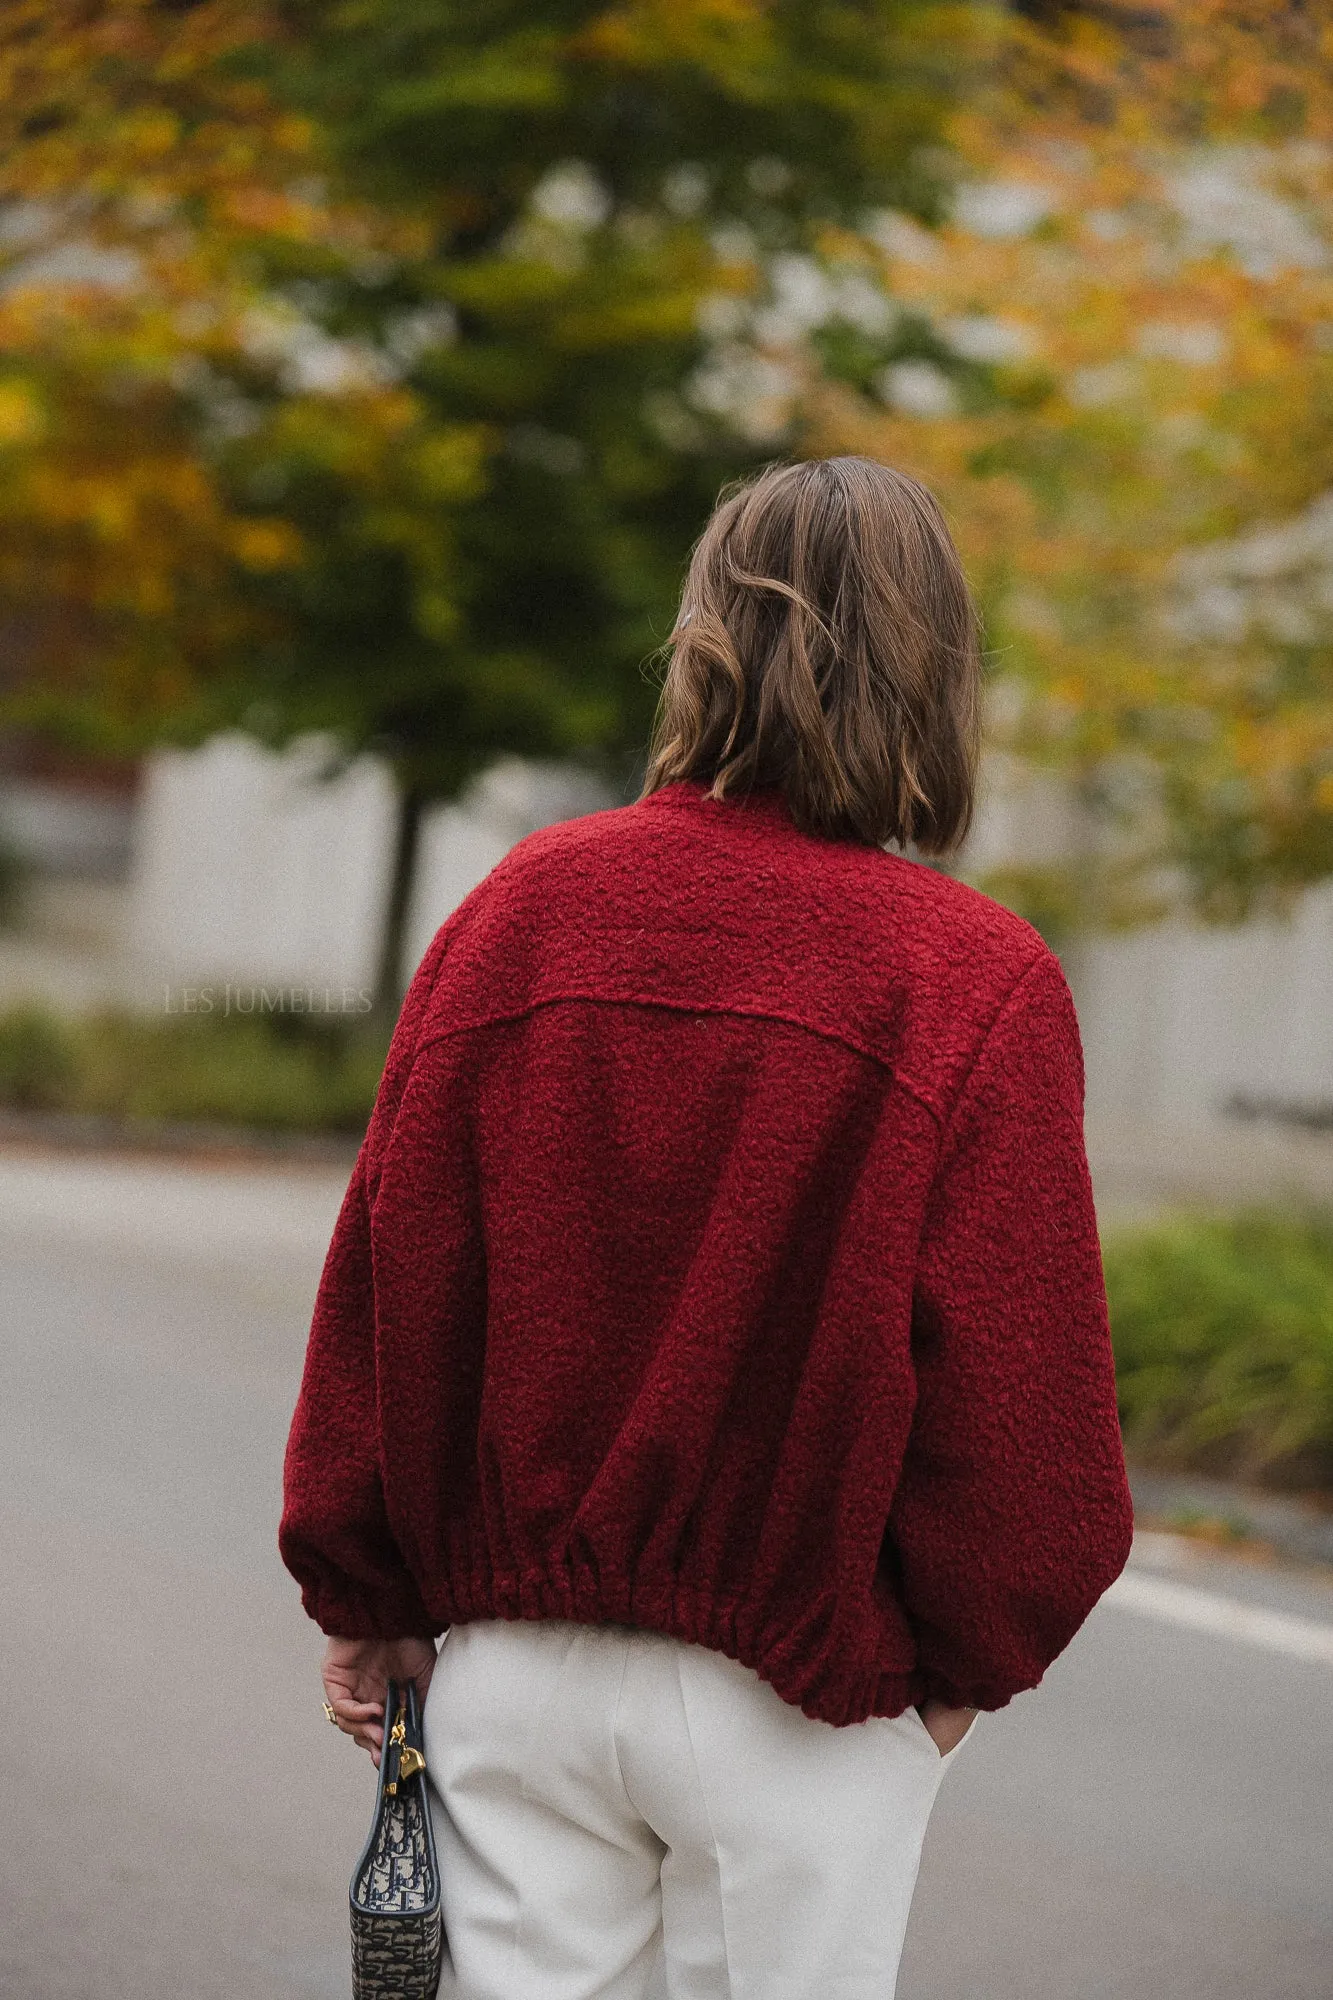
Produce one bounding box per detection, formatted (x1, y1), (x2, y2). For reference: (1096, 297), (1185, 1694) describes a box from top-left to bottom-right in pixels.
(641, 457), (981, 851)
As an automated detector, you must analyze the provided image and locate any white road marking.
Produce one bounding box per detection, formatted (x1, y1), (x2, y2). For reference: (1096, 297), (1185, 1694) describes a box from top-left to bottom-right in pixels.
(1107, 1569), (1333, 1667)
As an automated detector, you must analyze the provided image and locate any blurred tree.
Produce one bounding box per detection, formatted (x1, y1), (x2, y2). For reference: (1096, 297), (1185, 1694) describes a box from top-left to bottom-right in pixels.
(0, 0), (482, 760)
(0, 0), (974, 991)
(10, 0), (1333, 951)
(262, 0), (974, 786)
(802, 0), (1333, 925)
(0, 0), (978, 770)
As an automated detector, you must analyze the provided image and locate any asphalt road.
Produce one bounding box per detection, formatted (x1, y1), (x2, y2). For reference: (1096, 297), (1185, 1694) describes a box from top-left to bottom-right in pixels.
(2, 1150), (1331, 2000)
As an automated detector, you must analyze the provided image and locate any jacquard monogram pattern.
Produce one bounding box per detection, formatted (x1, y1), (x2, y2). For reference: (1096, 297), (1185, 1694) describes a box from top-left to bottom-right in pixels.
(350, 1901), (444, 1997)
(349, 1682), (445, 2000)
(354, 1793), (436, 1912)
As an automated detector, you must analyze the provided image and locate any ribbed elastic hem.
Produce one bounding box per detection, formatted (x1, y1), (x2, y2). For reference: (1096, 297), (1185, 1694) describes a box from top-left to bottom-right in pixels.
(426, 1545), (920, 1730)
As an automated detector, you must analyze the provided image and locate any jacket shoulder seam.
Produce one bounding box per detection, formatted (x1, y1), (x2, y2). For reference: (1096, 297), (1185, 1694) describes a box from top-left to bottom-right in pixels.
(937, 946), (1055, 1138)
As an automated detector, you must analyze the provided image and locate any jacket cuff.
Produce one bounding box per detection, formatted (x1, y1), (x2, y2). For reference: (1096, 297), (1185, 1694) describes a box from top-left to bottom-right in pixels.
(919, 1665), (1023, 1713)
(300, 1579), (441, 1643)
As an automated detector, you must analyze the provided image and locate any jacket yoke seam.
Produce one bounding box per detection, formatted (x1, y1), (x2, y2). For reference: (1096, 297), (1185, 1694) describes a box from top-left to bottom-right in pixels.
(407, 988), (947, 1127)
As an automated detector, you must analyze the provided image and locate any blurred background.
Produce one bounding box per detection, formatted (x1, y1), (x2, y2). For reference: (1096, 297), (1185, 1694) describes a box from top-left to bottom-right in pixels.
(1, 3), (1330, 1996)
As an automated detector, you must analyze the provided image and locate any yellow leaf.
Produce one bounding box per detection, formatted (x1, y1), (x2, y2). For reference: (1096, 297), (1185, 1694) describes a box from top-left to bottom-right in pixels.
(0, 381), (43, 444)
(232, 519), (303, 571)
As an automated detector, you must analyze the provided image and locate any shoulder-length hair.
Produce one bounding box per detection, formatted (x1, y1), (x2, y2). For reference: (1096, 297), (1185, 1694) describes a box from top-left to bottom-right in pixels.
(641, 456), (981, 852)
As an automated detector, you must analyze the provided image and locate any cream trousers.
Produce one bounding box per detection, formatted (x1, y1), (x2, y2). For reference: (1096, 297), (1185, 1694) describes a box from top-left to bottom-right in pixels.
(422, 1618), (970, 2000)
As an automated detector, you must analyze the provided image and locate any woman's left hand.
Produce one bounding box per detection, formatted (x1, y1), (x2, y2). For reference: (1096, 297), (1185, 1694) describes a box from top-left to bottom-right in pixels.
(322, 1635), (439, 1765)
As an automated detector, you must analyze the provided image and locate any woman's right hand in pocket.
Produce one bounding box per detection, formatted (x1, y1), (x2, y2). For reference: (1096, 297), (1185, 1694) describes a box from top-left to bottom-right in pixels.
(917, 1698), (977, 1756)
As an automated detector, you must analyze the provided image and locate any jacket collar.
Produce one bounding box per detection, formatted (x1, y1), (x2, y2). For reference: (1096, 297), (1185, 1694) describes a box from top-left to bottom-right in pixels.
(640, 777), (794, 825)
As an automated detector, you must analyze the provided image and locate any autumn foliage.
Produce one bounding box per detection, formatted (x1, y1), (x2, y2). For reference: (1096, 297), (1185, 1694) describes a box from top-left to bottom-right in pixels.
(1, 0), (1331, 924)
(0, 0), (468, 753)
(812, 0), (1333, 918)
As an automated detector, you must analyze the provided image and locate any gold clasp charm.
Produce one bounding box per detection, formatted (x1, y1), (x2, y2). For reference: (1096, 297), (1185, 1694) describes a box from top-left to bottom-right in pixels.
(384, 1698), (425, 1791)
(385, 1703), (406, 1794)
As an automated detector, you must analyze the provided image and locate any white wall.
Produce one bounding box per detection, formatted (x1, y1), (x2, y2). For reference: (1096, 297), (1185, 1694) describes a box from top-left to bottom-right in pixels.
(1069, 887), (1333, 1127)
(127, 739), (615, 1001)
(401, 756), (616, 981)
(960, 749), (1084, 877)
(0, 777), (136, 879)
(129, 733), (398, 995)
(960, 752), (1333, 1130)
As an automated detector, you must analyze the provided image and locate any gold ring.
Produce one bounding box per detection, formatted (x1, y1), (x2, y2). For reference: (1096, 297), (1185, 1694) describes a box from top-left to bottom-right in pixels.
(323, 1700), (339, 1725)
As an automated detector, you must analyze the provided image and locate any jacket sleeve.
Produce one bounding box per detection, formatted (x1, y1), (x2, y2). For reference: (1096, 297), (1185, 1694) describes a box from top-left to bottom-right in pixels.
(889, 947), (1133, 1711)
(278, 933), (451, 1640)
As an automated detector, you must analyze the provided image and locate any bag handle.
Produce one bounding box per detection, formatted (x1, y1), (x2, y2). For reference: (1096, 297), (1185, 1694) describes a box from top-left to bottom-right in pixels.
(383, 1679), (427, 1794)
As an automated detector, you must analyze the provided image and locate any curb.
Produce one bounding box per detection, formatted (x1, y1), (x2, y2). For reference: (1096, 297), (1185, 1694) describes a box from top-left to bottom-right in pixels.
(0, 1108), (361, 1169)
(1130, 1468), (1333, 1569)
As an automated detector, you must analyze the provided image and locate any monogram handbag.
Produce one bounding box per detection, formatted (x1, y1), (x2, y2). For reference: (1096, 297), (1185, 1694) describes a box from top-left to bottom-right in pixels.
(349, 1680), (446, 1999)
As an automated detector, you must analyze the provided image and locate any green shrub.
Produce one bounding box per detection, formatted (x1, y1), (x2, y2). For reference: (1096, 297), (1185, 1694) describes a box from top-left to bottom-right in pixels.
(0, 839), (26, 928)
(73, 1012), (387, 1131)
(0, 1002), (387, 1134)
(1104, 1207), (1333, 1490)
(0, 1004), (79, 1110)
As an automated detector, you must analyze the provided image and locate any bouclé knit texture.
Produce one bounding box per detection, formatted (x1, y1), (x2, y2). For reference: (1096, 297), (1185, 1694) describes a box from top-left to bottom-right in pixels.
(280, 778), (1133, 1725)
